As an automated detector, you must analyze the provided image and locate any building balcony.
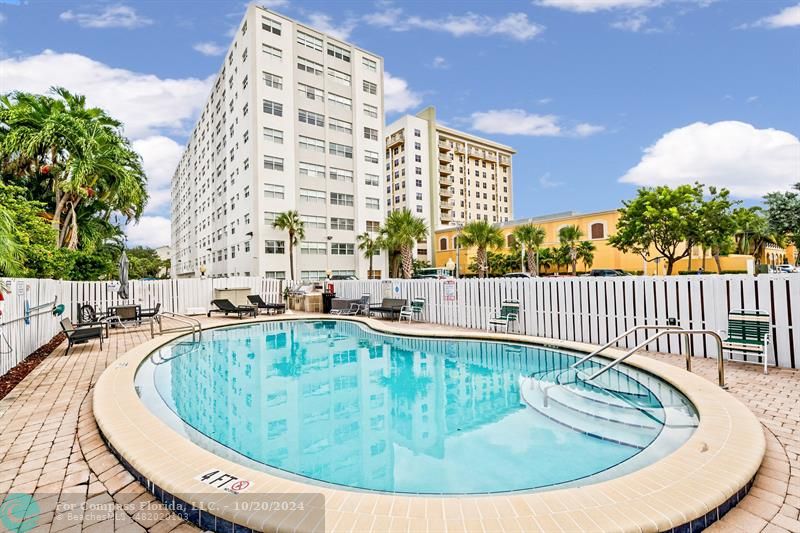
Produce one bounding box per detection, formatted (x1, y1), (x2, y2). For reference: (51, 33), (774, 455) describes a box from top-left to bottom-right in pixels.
(439, 164), (453, 175)
(440, 187), (454, 198)
(438, 151), (453, 162)
(499, 154), (511, 166)
(439, 176), (454, 186)
(453, 143), (465, 154)
(468, 147), (484, 159)
(441, 198), (455, 209)
(440, 212), (453, 223)
(386, 131), (405, 147)
(438, 139), (450, 151)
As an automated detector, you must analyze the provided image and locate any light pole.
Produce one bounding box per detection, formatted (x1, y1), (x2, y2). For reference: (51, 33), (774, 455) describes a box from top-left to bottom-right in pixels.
(521, 243), (526, 273)
(455, 223), (463, 279)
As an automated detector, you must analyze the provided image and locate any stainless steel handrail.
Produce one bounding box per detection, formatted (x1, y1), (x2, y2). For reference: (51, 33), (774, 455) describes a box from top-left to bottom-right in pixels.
(571, 324), (683, 369)
(583, 329), (726, 388)
(151, 311), (202, 341)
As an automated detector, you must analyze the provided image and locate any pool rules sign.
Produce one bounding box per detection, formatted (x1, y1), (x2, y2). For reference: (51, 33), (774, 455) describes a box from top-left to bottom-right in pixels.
(444, 280), (457, 302)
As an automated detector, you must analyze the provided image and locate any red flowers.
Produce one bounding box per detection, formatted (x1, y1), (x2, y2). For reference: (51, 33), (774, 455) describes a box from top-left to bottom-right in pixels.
(41, 164), (50, 174)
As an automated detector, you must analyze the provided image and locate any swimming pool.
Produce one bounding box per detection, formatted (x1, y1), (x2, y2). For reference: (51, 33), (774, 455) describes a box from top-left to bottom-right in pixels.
(134, 319), (698, 495)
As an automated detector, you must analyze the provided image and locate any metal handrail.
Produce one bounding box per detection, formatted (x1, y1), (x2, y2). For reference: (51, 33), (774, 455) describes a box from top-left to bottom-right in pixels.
(151, 311), (202, 341)
(583, 329), (726, 388)
(571, 324), (683, 369)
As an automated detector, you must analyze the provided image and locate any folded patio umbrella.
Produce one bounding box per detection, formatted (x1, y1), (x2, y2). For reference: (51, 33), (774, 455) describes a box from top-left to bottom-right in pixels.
(118, 251), (129, 300)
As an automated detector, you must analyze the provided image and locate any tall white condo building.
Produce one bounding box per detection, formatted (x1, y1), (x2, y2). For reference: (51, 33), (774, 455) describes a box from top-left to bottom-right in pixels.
(171, 5), (386, 280)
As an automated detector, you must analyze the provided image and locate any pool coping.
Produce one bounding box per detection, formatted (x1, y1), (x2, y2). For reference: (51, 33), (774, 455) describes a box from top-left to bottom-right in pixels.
(93, 314), (765, 532)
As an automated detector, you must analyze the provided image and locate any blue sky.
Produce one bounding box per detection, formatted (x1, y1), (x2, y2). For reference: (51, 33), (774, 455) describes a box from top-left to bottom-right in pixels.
(1, 0), (798, 246)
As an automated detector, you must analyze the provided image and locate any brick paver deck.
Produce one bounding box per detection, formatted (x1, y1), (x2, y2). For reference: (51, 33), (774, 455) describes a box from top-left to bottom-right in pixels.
(0, 315), (797, 532)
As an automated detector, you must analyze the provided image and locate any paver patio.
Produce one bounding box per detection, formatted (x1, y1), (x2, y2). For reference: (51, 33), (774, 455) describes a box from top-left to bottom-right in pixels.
(0, 314), (797, 532)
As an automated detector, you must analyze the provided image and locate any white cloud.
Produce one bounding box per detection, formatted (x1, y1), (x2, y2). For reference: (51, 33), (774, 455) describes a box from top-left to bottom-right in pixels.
(0, 50), (211, 138)
(131, 136), (183, 214)
(0, 13), (6, 24)
(539, 172), (564, 188)
(536, 0), (661, 13)
(432, 56), (449, 69)
(574, 123), (606, 137)
(305, 13), (357, 41)
(125, 216), (171, 247)
(384, 72), (422, 114)
(611, 13), (649, 31)
(193, 42), (226, 56)
(746, 95), (759, 103)
(747, 3), (800, 29)
(365, 10), (544, 41)
(260, 0), (290, 8)
(59, 5), (153, 29)
(469, 109), (605, 137)
(619, 121), (800, 198)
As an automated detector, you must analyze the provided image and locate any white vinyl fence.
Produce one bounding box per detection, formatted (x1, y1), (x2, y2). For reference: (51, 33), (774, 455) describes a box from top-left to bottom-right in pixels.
(334, 275), (800, 370)
(0, 276), (286, 376)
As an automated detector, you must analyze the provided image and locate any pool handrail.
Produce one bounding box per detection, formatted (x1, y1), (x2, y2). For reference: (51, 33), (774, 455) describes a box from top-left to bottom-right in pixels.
(583, 329), (726, 388)
(571, 324), (684, 369)
(151, 311), (202, 342)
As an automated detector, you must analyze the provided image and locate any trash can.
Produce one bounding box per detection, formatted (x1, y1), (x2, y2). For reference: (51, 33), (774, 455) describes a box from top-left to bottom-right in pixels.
(322, 292), (335, 313)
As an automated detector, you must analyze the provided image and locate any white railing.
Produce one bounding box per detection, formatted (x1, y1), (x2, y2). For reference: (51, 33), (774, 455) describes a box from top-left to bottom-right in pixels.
(333, 275), (800, 369)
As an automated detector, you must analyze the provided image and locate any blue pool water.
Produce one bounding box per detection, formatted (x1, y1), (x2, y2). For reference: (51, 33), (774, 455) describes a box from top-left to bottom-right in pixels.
(135, 320), (698, 494)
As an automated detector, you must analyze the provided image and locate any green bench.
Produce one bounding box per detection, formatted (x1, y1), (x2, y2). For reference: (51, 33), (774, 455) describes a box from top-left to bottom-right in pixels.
(488, 300), (520, 334)
(722, 309), (771, 374)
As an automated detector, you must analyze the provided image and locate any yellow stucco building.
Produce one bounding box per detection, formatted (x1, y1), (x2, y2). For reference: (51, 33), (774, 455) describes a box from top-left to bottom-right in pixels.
(433, 209), (795, 276)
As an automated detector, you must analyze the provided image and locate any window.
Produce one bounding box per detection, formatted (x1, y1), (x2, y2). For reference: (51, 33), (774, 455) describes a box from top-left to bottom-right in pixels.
(298, 109), (324, 127)
(265, 271), (286, 279)
(300, 188), (326, 202)
(300, 215), (326, 229)
(415, 167), (422, 175)
(264, 211), (279, 224)
(364, 104), (378, 118)
(362, 57), (377, 72)
(301, 270), (326, 281)
(243, 130), (249, 143)
(264, 127), (283, 144)
(243, 185), (249, 198)
(264, 183), (284, 199)
(297, 57), (323, 76)
(364, 127), (378, 141)
(327, 43), (350, 62)
(439, 237), (448, 250)
(263, 71), (282, 89)
(364, 174), (379, 186)
(329, 167), (353, 182)
(329, 117), (352, 135)
(299, 162), (325, 178)
(364, 150), (379, 163)
(299, 135), (325, 153)
(329, 142), (352, 159)
(243, 103), (249, 116)
(263, 155), (284, 171)
(328, 93), (352, 110)
(590, 222), (606, 239)
(262, 16), (281, 35)
(242, 75), (248, 90)
(297, 83), (323, 100)
(297, 31), (322, 51)
(263, 99), (283, 116)
(262, 43), (281, 60)
(301, 242), (327, 255)
(366, 220), (380, 232)
(414, 129), (421, 137)
(416, 192), (423, 200)
(328, 68), (351, 86)
(265, 240), (285, 254)
(363, 80), (377, 95)
(331, 243), (354, 255)
(330, 217), (354, 231)
(415, 155), (422, 162)
(365, 197), (380, 209)
(330, 192), (354, 206)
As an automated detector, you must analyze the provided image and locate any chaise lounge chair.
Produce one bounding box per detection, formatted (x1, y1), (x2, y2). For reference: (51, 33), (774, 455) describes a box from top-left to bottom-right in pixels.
(207, 299), (257, 319)
(60, 317), (104, 356)
(247, 294), (286, 315)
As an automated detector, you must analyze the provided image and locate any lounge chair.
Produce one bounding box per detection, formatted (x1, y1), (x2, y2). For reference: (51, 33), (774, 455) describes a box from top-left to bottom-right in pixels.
(356, 294), (371, 315)
(488, 300), (520, 333)
(247, 294), (286, 314)
(139, 302), (161, 322)
(331, 302), (361, 316)
(60, 317), (104, 356)
(77, 304), (110, 338)
(369, 298), (407, 319)
(399, 298), (426, 322)
(208, 299), (257, 319)
(722, 309), (771, 374)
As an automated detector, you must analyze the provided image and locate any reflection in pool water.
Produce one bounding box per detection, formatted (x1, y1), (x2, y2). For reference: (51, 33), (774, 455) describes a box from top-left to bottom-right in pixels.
(142, 320), (697, 494)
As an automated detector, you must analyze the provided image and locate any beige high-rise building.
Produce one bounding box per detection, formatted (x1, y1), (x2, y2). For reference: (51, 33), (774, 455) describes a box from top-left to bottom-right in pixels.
(385, 107), (514, 261)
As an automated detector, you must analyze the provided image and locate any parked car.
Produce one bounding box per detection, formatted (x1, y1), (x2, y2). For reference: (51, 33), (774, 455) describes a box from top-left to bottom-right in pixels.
(503, 272), (532, 278)
(413, 267), (454, 279)
(330, 274), (358, 280)
(589, 269), (629, 277)
(773, 264), (798, 274)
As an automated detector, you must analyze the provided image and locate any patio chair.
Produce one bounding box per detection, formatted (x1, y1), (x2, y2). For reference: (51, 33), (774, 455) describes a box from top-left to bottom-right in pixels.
(77, 304), (110, 338)
(356, 294), (371, 315)
(488, 300), (520, 333)
(369, 298), (407, 320)
(107, 304), (141, 328)
(331, 303), (361, 316)
(60, 317), (103, 356)
(208, 299), (257, 319)
(139, 303), (161, 322)
(247, 294), (286, 315)
(399, 298), (426, 322)
(721, 309), (771, 374)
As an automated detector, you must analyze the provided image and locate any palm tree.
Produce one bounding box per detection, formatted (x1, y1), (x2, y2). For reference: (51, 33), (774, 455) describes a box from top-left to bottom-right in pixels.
(554, 245), (571, 275)
(733, 207), (782, 268)
(459, 220), (504, 278)
(380, 209), (427, 279)
(537, 247), (554, 275)
(577, 241), (596, 272)
(512, 223), (546, 276)
(272, 211), (305, 280)
(0, 204), (21, 275)
(558, 225), (584, 275)
(357, 231), (382, 279)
